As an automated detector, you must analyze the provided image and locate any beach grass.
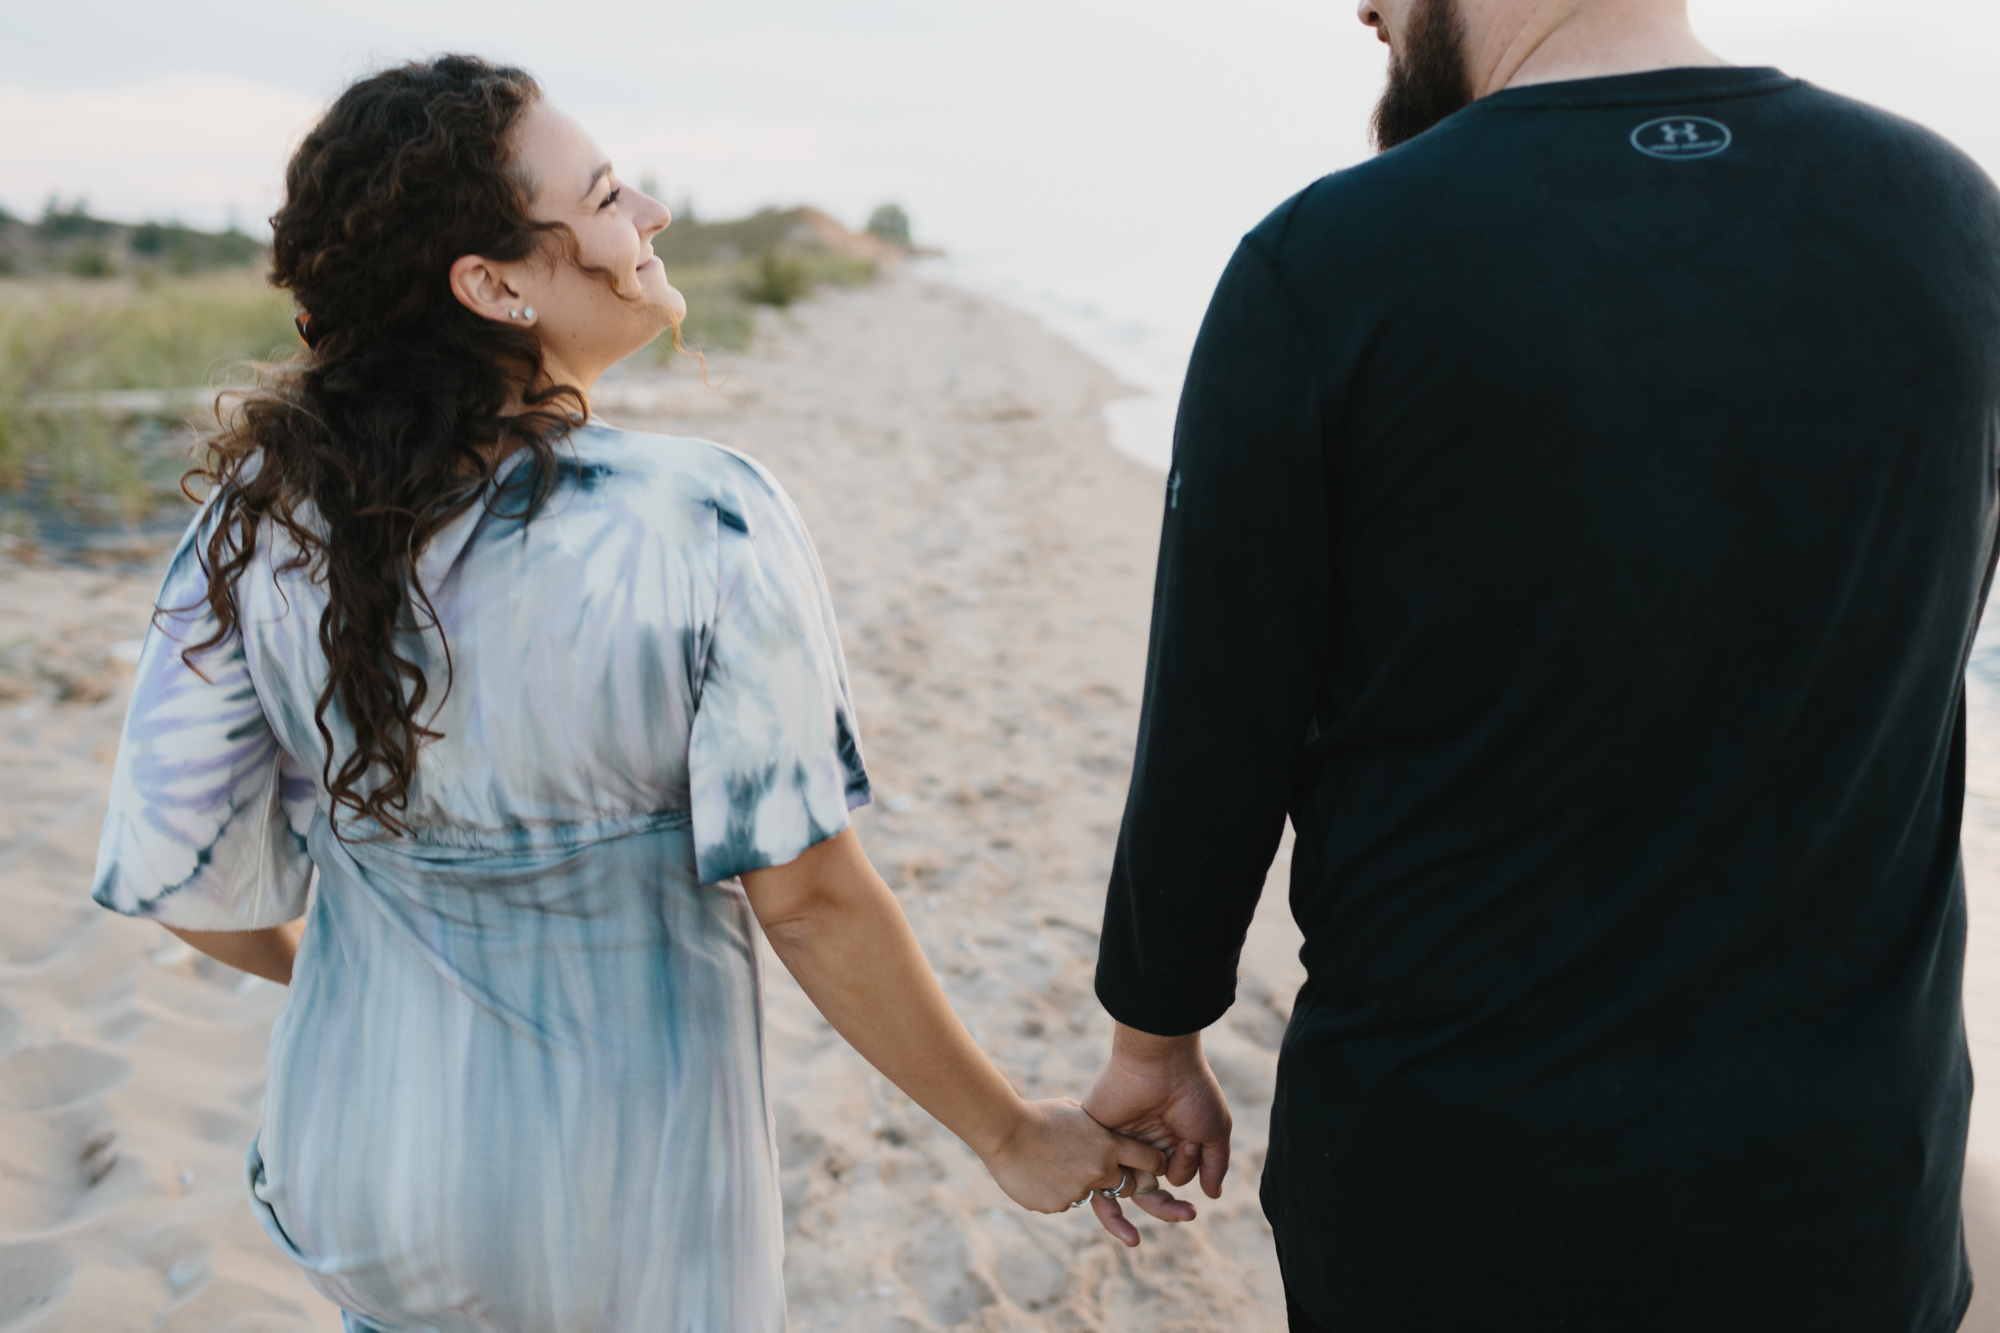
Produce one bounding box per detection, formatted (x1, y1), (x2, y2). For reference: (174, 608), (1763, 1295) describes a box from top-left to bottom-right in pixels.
(659, 250), (876, 361)
(0, 234), (879, 525)
(0, 271), (295, 521)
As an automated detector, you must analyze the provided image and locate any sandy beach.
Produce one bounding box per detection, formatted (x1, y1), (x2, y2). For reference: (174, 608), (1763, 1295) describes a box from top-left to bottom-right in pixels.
(9, 266), (2000, 1332)
(0, 272), (1305, 1332)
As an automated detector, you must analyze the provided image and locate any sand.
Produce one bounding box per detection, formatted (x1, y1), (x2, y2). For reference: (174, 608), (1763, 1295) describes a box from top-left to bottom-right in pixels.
(8, 266), (1999, 1332)
(0, 271), (1303, 1332)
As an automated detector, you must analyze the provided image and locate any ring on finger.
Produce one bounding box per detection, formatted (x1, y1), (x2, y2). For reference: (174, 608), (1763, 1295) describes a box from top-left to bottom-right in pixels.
(1066, 1192), (1091, 1210)
(1097, 1168), (1131, 1201)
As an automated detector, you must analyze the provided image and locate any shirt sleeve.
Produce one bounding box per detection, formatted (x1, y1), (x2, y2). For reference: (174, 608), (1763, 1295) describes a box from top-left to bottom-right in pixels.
(688, 461), (870, 884)
(1094, 235), (1332, 1036)
(91, 503), (316, 930)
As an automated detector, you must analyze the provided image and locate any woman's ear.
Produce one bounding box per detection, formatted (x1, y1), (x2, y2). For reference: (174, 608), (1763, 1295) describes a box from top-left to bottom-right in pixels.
(449, 253), (527, 325)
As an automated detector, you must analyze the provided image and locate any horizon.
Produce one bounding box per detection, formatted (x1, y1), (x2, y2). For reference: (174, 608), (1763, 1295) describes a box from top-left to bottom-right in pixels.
(5, 1), (1994, 464)
(5, 4), (1995, 248)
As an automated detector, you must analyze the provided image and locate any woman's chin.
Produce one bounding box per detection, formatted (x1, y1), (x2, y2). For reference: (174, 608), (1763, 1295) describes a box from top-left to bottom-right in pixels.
(658, 286), (689, 339)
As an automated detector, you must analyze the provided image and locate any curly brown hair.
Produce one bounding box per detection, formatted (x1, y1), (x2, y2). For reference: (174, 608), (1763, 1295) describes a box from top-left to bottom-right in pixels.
(184, 55), (589, 838)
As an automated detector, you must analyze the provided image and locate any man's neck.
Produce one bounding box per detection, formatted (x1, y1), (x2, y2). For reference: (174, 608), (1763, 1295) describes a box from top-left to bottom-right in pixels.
(1466, 0), (1727, 99)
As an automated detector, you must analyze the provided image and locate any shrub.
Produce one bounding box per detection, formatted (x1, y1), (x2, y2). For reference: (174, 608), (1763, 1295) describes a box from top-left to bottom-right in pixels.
(39, 199), (97, 242)
(65, 247), (114, 279)
(740, 248), (812, 309)
(210, 227), (261, 267)
(130, 222), (171, 256)
(866, 203), (911, 248)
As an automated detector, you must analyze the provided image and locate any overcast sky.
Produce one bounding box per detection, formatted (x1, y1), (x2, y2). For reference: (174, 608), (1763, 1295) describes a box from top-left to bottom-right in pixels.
(3, 1), (1995, 347)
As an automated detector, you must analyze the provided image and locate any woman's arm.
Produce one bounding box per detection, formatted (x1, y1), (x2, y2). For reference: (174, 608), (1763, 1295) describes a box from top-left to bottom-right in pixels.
(163, 920), (304, 986)
(741, 829), (1171, 1228)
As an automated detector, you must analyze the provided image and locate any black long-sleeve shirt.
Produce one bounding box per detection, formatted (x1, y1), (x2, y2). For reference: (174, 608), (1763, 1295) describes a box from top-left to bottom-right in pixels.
(1096, 67), (2000, 1331)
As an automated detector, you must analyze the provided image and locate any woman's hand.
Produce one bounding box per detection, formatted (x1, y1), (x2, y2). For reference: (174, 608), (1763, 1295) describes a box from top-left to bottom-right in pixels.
(743, 833), (1194, 1245)
(977, 1097), (1166, 1216)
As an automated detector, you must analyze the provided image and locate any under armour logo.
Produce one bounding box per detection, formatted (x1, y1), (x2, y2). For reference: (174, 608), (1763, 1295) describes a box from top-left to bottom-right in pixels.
(1630, 115), (1733, 160)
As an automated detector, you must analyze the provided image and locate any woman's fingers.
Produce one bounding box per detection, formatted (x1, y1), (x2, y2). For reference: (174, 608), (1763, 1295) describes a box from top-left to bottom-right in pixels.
(1133, 1187), (1197, 1223)
(1114, 1133), (1169, 1180)
(1089, 1191), (1142, 1247)
(1081, 1165), (1194, 1244)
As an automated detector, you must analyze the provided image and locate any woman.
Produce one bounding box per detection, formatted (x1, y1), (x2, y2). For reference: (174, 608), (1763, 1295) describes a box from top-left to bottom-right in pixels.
(89, 56), (1175, 1332)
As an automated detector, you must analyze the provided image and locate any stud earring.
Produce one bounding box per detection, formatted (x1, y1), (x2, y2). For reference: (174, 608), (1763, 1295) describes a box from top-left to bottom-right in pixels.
(522, 307), (536, 321)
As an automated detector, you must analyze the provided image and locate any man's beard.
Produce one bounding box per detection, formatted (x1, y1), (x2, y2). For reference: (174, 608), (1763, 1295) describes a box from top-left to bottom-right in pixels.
(1370, 0), (1475, 152)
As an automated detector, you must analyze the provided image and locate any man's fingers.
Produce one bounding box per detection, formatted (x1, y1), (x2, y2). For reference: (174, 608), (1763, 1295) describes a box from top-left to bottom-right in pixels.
(1164, 1139), (1201, 1188)
(1192, 1128), (1224, 1192)
(1134, 1187), (1197, 1223)
(1090, 1191), (1141, 1247)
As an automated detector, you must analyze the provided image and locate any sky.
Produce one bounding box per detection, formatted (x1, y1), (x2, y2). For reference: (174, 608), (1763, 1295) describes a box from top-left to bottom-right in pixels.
(3, 1), (1997, 462)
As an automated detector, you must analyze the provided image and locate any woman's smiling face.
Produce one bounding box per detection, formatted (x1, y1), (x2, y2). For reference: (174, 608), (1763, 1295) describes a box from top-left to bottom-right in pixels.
(495, 99), (684, 386)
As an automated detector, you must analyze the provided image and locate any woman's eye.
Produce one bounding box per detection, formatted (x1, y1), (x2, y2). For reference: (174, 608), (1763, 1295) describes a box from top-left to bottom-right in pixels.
(600, 187), (622, 211)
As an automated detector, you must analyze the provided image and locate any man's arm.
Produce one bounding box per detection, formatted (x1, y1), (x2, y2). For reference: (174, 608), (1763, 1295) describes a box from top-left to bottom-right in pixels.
(1090, 229), (1331, 1194)
(1095, 232), (1331, 1036)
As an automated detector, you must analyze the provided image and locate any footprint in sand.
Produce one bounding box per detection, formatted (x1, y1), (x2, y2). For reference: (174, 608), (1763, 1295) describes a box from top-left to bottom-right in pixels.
(151, 1278), (313, 1333)
(0, 1044), (129, 1116)
(0, 1109), (138, 1236)
(0, 1238), (74, 1329)
(0, 892), (99, 970)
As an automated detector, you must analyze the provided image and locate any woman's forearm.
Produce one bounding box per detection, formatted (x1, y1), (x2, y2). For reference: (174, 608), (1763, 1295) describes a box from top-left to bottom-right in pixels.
(164, 920), (303, 985)
(742, 830), (1026, 1159)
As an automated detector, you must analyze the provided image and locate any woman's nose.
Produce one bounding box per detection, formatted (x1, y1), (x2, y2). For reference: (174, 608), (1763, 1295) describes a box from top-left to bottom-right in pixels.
(640, 192), (671, 237)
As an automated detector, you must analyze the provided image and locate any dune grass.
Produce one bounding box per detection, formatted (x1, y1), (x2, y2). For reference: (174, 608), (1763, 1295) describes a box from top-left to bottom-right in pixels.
(657, 250), (876, 365)
(0, 271), (296, 521)
(0, 238), (879, 526)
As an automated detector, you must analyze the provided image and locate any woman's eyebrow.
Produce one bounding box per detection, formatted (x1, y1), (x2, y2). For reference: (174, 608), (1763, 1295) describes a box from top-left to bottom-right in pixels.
(579, 162), (612, 201)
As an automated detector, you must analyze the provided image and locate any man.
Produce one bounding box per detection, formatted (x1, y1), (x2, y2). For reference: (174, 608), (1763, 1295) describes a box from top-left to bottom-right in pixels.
(1084, 0), (2000, 1328)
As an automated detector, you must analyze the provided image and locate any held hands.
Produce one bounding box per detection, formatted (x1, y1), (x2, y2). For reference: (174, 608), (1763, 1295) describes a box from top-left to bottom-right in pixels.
(739, 834), (1212, 1248)
(1082, 1024), (1233, 1239)
(977, 1098), (1195, 1246)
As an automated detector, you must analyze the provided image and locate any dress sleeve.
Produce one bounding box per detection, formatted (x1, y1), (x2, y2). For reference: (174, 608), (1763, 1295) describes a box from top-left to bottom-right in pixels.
(91, 505), (316, 930)
(687, 461), (870, 884)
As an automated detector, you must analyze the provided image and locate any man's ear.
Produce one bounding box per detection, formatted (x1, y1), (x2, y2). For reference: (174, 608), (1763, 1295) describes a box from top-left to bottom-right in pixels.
(449, 253), (522, 325)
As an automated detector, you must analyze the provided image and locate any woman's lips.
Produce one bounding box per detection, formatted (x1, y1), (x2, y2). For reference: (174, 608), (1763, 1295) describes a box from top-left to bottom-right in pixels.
(638, 255), (663, 274)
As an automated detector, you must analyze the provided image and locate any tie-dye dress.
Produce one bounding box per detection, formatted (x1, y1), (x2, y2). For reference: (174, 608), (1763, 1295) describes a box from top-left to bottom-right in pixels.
(90, 424), (869, 1332)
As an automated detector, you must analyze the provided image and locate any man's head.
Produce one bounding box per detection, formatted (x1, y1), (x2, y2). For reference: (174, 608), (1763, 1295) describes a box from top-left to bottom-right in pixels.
(1363, 0), (1475, 151)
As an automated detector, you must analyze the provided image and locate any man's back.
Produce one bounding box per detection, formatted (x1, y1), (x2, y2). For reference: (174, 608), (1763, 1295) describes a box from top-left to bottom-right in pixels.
(1096, 66), (2000, 1329)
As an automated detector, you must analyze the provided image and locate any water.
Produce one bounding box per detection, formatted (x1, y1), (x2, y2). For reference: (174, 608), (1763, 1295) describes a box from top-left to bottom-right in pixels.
(925, 245), (1223, 475)
(910, 6), (2000, 477)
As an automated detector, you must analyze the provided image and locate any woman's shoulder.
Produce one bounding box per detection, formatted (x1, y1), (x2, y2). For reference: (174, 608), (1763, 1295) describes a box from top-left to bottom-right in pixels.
(567, 423), (804, 540)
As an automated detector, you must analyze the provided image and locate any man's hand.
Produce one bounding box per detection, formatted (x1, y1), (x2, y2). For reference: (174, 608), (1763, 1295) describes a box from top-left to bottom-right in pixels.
(1081, 1022), (1232, 1243)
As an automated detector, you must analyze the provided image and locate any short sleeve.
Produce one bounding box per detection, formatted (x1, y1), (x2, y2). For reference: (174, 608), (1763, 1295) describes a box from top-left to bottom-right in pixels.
(688, 460), (869, 883)
(91, 504), (315, 930)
